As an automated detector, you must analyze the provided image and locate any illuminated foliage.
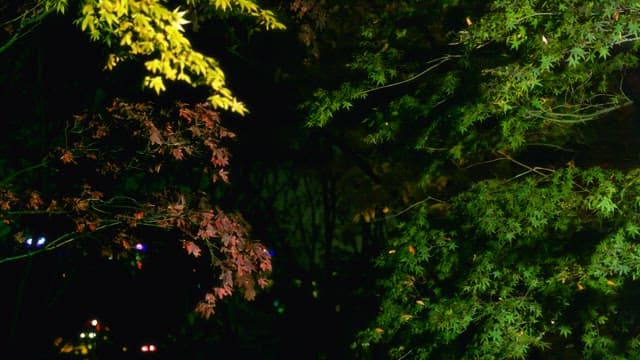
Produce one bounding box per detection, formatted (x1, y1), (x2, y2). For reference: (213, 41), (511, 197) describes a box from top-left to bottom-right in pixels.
(0, 0), (283, 323)
(1, 100), (271, 317)
(301, 0), (640, 358)
(77, 0), (284, 114)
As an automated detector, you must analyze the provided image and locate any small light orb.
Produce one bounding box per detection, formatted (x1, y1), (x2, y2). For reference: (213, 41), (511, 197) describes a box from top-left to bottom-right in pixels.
(90, 319), (98, 327)
(149, 344), (156, 352)
(135, 243), (146, 251)
(141, 345), (149, 352)
(36, 235), (46, 247)
(25, 237), (33, 246)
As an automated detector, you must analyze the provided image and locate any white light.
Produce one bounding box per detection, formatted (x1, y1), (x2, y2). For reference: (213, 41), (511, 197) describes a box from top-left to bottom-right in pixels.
(149, 344), (156, 352)
(141, 345), (149, 352)
(80, 332), (86, 338)
(90, 319), (98, 327)
(36, 236), (46, 247)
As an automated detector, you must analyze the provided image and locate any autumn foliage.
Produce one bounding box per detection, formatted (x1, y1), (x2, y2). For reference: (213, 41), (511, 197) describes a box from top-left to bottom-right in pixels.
(0, 99), (271, 318)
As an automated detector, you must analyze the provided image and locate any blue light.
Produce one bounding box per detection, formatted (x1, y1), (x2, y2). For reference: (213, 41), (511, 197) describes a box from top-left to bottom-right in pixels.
(25, 234), (47, 248)
(135, 243), (146, 252)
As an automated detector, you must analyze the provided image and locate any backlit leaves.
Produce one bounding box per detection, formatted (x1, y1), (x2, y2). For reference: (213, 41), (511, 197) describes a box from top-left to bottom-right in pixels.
(77, 0), (285, 114)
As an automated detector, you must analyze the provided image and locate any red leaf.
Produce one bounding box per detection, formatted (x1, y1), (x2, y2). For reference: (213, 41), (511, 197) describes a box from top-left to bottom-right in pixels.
(146, 121), (163, 145)
(60, 149), (75, 164)
(183, 240), (202, 257)
(171, 147), (185, 160)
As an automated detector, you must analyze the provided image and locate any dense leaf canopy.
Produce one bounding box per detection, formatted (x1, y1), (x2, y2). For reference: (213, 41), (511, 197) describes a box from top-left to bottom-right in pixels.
(5, 0), (640, 359)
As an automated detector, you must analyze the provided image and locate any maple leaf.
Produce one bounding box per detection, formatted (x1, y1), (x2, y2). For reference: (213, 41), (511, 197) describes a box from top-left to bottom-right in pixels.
(47, 199), (58, 211)
(92, 125), (108, 139)
(168, 196), (186, 215)
(145, 121), (164, 145)
(258, 277), (271, 288)
(60, 149), (75, 164)
(213, 168), (229, 183)
(220, 270), (233, 288)
(178, 106), (196, 123)
(195, 301), (215, 319)
(74, 199), (90, 211)
(244, 283), (256, 301)
(171, 147), (185, 160)
(183, 240), (202, 257)
(27, 191), (44, 210)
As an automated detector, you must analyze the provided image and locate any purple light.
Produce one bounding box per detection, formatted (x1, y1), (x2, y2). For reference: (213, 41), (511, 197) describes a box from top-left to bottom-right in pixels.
(135, 243), (146, 251)
(25, 235), (46, 248)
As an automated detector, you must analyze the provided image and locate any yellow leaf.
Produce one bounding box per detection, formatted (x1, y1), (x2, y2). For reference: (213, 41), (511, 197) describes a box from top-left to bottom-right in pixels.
(208, 94), (227, 109)
(116, 0), (129, 16)
(145, 59), (162, 73)
(120, 31), (133, 46)
(230, 98), (248, 115)
(171, 7), (190, 32)
(177, 72), (192, 84)
(105, 54), (121, 70)
(374, 328), (384, 334)
(214, 0), (232, 11)
(80, 14), (93, 32)
(401, 314), (413, 321)
(145, 76), (166, 94)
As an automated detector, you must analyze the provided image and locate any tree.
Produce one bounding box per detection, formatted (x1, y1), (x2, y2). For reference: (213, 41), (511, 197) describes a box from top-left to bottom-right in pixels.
(301, 0), (640, 358)
(0, 0), (285, 337)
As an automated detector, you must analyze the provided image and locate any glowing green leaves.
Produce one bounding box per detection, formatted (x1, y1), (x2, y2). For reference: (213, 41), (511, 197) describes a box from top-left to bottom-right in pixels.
(77, 0), (284, 115)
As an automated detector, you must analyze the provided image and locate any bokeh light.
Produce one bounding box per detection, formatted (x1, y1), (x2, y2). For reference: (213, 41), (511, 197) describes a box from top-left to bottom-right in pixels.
(25, 234), (46, 248)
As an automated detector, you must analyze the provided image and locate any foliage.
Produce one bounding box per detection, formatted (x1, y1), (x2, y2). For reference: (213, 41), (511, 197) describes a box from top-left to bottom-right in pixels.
(76, 0), (285, 114)
(301, 0), (640, 358)
(0, 99), (272, 318)
(0, 0), (283, 321)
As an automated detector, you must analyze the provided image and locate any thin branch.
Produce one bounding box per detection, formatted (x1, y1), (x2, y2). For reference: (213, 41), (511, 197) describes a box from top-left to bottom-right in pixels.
(526, 143), (575, 152)
(462, 156), (509, 169)
(526, 98), (632, 123)
(397, 349), (413, 360)
(0, 221), (122, 265)
(515, 12), (555, 24)
(362, 55), (461, 95)
(0, 1), (54, 55)
(377, 196), (446, 221)
(0, 158), (49, 186)
(498, 151), (555, 181)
